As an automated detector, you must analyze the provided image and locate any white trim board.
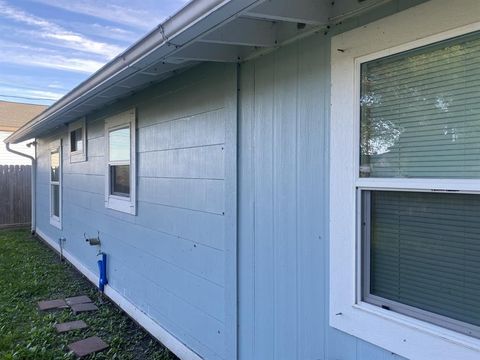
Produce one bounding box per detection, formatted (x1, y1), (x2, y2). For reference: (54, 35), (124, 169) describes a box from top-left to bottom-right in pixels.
(330, 0), (480, 359)
(35, 228), (203, 360)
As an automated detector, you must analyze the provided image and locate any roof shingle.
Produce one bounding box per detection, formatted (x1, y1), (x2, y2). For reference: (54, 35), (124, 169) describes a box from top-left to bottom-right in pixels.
(0, 100), (47, 132)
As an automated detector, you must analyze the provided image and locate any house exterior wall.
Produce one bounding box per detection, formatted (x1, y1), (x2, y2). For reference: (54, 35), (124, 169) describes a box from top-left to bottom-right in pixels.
(237, 1), (433, 359)
(35, 63), (237, 360)
(237, 30), (405, 360)
(32, 1), (461, 360)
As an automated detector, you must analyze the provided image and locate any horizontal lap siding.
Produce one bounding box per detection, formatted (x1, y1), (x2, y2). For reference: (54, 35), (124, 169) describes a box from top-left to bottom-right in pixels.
(35, 63), (233, 359)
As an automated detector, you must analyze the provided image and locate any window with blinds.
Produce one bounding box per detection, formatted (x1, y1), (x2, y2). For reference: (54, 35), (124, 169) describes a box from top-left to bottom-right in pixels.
(359, 30), (480, 338)
(360, 31), (480, 179)
(362, 191), (480, 337)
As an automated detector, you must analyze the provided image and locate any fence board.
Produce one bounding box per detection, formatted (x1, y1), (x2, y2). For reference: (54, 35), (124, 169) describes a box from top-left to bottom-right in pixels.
(0, 165), (31, 228)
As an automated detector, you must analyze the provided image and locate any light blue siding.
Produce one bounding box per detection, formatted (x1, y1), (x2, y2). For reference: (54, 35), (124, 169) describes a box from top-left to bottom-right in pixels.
(237, 28), (408, 360)
(35, 63), (237, 360)
(32, 2), (430, 359)
(238, 33), (328, 360)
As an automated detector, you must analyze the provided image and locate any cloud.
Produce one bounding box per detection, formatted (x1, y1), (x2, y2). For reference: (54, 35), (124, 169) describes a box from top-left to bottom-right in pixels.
(3, 52), (104, 73)
(0, 40), (104, 73)
(0, 85), (64, 101)
(47, 82), (65, 89)
(63, 22), (140, 44)
(0, 0), (123, 59)
(30, 0), (188, 30)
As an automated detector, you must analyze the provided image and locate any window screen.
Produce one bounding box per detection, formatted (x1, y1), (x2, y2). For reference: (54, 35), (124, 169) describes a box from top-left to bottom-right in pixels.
(51, 150), (59, 182)
(360, 31), (480, 178)
(108, 126), (131, 197)
(51, 184), (60, 217)
(363, 191), (480, 336)
(50, 144), (61, 226)
(70, 128), (83, 152)
(110, 165), (130, 196)
(109, 127), (130, 162)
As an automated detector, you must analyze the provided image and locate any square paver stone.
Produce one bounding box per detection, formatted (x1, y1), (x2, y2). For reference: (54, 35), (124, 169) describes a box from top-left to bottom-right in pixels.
(68, 336), (109, 357)
(70, 302), (98, 314)
(38, 299), (68, 311)
(55, 320), (88, 333)
(66, 295), (92, 306)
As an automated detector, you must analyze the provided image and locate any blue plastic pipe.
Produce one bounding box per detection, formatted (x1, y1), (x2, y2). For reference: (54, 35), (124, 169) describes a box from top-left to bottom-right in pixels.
(97, 253), (108, 292)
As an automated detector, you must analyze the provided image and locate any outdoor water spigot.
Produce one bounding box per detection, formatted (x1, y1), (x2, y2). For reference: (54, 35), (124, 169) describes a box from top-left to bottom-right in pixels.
(84, 231), (101, 246)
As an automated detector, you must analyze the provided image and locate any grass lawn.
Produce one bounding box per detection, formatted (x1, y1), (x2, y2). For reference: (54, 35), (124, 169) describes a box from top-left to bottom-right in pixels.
(0, 229), (178, 359)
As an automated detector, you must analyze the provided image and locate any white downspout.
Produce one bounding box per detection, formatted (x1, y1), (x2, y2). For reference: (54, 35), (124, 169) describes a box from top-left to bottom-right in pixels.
(5, 142), (36, 234)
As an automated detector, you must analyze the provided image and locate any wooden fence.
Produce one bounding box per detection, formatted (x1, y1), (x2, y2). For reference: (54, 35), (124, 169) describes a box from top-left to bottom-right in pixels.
(0, 165), (31, 229)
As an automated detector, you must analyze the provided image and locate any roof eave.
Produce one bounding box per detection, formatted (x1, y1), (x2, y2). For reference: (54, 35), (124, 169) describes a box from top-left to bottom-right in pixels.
(6, 0), (260, 144)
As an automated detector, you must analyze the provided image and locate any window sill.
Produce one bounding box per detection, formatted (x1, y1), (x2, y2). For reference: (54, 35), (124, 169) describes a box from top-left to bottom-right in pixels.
(70, 151), (86, 163)
(331, 301), (480, 359)
(50, 216), (62, 229)
(105, 196), (136, 215)
(361, 302), (480, 350)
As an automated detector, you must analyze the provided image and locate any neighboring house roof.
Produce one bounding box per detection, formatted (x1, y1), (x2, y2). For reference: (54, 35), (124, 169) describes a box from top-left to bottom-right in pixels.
(5, 0), (385, 144)
(0, 100), (47, 132)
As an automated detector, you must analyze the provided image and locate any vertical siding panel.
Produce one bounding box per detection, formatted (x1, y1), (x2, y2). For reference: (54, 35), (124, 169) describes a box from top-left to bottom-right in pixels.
(238, 60), (256, 360)
(273, 44), (299, 360)
(296, 34), (327, 360)
(326, 328), (358, 360)
(224, 63), (238, 360)
(356, 340), (408, 360)
(253, 55), (275, 360)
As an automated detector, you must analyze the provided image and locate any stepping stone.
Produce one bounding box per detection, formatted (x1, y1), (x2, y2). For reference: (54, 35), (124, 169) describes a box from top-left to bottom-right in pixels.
(70, 302), (98, 314)
(66, 295), (92, 306)
(55, 320), (88, 333)
(68, 336), (109, 357)
(38, 299), (68, 311)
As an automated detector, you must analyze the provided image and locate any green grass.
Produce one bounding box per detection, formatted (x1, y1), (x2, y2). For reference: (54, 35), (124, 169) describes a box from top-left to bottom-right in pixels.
(0, 229), (178, 360)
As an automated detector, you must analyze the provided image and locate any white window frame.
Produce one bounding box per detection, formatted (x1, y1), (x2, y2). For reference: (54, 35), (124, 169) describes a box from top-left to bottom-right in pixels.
(104, 108), (136, 215)
(69, 117), (86, 163)
(330, 1), (480, 359)
(49, 139), (62, 229)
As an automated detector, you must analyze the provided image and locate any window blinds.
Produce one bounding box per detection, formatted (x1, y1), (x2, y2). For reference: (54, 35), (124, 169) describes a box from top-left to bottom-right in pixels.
(368, 191), (480, 331)
(360, 31), (480, 178)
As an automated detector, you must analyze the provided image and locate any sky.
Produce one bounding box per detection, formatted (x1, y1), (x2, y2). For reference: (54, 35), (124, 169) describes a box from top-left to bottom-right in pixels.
(0, 0), (189, 106)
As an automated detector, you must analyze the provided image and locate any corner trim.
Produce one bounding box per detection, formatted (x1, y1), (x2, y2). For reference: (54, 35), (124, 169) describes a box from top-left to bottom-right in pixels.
(35, 228), (203, 360)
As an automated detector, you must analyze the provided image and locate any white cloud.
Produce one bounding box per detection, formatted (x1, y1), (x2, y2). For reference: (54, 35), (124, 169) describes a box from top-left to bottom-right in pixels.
(47, 82), (65, 89)
(0, 85), (64, 100)
(64, 22), (140, 43)
(4, 52), (104, 73)
(30, 0), (188, 30)
(0, 0), (123, 59)
(0, 41), (104, 73)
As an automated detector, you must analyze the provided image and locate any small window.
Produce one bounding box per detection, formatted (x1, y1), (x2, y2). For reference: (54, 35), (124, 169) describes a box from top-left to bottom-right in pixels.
(69, 118), (86, 162)
(70, 128), (83, 152)
(50, 140), (62, 228)
(105, 109), (136, 214)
